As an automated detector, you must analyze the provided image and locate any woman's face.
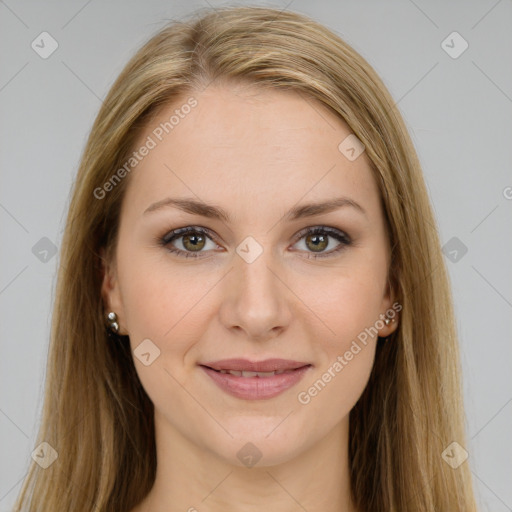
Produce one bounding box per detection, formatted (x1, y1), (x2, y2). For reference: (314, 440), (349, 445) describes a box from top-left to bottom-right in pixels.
(102, 83), (398, 467)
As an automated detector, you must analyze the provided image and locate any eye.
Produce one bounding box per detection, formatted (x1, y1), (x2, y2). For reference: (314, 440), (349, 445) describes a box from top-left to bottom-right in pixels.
(291, 226), (352, 259)
(159, 225), (352, 259)
(159, 226), (219, 259)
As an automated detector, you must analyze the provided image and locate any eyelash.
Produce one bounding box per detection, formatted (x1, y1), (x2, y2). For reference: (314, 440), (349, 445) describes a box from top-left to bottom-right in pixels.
(158, 225), (352, 260)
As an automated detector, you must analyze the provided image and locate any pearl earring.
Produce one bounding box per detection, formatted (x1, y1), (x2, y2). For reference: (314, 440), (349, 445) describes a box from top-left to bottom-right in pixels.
(107, 311), (119, 333)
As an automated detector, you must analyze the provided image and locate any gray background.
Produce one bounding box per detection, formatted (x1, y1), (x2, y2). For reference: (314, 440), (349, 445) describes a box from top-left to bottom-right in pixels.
(1, 1), (511, 510)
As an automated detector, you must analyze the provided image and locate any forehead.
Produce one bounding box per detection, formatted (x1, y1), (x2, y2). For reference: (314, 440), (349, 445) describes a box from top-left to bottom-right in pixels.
(122, 84), (380, 221)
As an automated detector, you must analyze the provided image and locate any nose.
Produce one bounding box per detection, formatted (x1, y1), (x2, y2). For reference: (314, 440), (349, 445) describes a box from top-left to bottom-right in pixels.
(218, 247), (293, 342)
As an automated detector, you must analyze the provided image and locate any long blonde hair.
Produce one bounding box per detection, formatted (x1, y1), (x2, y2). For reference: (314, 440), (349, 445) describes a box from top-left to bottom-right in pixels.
(13, 6), (478, 511)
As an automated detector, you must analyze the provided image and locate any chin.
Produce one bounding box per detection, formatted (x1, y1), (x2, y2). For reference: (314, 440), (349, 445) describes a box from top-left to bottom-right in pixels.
(203, 416), (313, 468)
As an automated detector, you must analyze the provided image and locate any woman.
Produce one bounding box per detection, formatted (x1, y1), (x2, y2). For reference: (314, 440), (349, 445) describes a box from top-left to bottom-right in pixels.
(13, 5), (478, 511)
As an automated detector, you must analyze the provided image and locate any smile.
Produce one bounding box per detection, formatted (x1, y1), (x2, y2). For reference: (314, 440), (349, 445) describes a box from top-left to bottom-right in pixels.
(199, 363), (312, 400)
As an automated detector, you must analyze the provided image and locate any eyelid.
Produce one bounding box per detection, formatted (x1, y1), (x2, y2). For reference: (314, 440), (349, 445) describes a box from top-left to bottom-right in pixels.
(291, 225), (350, 244)
(288, 226), (352, 259)
(159, 225), (352, 259)
(160, 225), (218, 245)
(159, 226), (222, 259)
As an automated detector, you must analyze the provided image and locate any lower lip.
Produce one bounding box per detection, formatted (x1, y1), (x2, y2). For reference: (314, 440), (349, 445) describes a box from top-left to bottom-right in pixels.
(200, 365), (312, 400)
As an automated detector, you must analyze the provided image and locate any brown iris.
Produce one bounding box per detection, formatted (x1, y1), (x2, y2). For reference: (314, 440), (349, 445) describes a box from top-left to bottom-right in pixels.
(182, 232), (206, 251)
(305, 233), (328, 252)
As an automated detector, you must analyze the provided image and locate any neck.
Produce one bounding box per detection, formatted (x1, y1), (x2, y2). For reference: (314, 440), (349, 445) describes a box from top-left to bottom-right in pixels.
(133, 411), (357, 512)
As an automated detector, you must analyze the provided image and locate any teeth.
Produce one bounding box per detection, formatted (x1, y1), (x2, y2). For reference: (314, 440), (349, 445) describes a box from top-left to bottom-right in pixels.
(218, 369), (288, 377)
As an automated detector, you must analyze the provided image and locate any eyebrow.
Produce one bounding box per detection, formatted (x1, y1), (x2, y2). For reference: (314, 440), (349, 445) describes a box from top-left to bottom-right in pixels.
(143, 196), (367, 221)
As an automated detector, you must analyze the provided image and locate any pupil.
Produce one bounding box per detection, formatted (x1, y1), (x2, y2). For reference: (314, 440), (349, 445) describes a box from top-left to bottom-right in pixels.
(308, 234), (327, 252)
(184, 233), (204, 251)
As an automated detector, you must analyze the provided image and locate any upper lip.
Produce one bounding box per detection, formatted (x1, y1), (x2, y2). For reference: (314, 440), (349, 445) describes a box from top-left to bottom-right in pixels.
(200, 358), (311, 372)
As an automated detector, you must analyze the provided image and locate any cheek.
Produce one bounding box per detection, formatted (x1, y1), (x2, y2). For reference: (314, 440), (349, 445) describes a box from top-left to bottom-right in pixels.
(117, 259), (213, 414)
(117, 232), (385, 417)
(117, 248), (221, 372)
(295, 339), (376, 435)
(294, 273), (382, 419)
(296, 262), (387, 347)
(290, 262), (384, 417)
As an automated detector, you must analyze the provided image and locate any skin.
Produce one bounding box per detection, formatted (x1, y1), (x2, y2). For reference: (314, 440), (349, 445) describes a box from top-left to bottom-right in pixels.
(102, 82), (399, 512)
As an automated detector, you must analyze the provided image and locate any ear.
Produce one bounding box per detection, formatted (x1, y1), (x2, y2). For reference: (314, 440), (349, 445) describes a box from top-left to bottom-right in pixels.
(100, 246), (127, 335)
(377, 277), (400, 338)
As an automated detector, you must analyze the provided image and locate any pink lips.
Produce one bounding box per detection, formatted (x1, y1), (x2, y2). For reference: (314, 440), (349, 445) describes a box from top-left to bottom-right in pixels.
(199, 358), (312, 400)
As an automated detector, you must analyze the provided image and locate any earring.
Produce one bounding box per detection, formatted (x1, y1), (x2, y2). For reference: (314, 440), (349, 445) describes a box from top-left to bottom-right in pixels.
(384, 317), (396, 326)
(107, 311), (119, 333)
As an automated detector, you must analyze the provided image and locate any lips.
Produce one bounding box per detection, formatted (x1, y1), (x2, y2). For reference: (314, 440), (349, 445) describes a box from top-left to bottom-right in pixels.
(199, 358), (312, 400)
(200, 358), (311, 373)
